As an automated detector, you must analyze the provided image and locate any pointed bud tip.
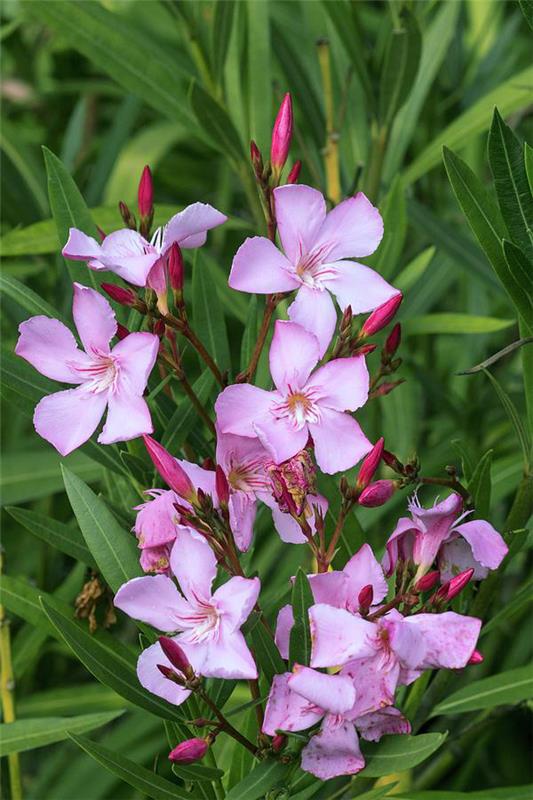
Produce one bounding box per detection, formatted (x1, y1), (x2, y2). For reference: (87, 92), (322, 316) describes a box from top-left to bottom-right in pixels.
(143, 436), (195, 500)
(361, 293), (403, 337)
(215, 466), (230, 506)
(468, 649), (484, 665)
(358, 584), (374, 610)
(358, 479), (395, 508)
(101, 282), (136, 307)
(168, 242), (184, 292)
(271, 92), (293, 171)
(356, 438), (385, 490)
(158, 636), (192, 676)
(138, 165), (154, 217)
(168, 738), (209, 764)
(286, 160), (302, 184)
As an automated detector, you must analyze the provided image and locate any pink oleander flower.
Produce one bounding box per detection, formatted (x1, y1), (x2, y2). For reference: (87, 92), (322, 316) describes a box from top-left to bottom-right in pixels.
(15, 283), (158, 456)
(215, 320), (371, 474)
(228, 184), (397, 356)
(383, 492), (508, 582)
(262, 665), (410, 780)
(114, 527), (260, 685)
(134, 489), (180, 574)
(62, 203), (227, 287)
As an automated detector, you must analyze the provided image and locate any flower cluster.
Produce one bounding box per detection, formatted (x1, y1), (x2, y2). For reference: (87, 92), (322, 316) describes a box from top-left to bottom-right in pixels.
(15, 93), (509, 782)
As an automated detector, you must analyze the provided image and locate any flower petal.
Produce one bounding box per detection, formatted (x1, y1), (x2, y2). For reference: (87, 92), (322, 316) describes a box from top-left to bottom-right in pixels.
(313, 193), (383, 261)
(309, 604), (375, 668)
(98, 392), (153, 445)
(263, 673), (323, 735)
(309, 409), (371, 474)
(274, 185), (327, 264)
(98, 229), (160, 286)
(228, 236), (298, 294)
(253, 412), (309, 465)
(453, 520), (508, 570)
(170, 528), (218, 604)
(16, 316), (88, 383)
(341, 655), (400, 718)
(229, 492), (257, 551)
(215, 426), (269, 476)
(114, 575), (185, 631)
(269, 320), (320, 393)
(274, 604), (294, 660)
(177, 460), (216, 499)
(382, 517), (418, 576)
(357, 707), (411, 742)
(162, 203), (227, 250)
(438, 538), (489, 583)
(289, 665), (356, 715)
(62, 228), (103, 261)
(307, 355), (369, 412)
(324, 259), (397, 316)
(308, 571), (349, 607)
(302, 717), (364, 780)
(137, 642), (192, 705)
(343, 544), (388, 611)
(215, 384), (274, 438)
(403, 611), (481, 670)
(287, 286), (337, 359)
(212, 576), (260, 631)
(189, 629), (257, 679)
(72, 283), (117, 354)
(34, 387), (107, 456)
(112, 331), (159, 394)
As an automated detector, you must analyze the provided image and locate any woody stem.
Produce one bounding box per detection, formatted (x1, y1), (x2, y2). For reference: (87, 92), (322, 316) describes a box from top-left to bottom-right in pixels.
(197, 687), (258, 756)
(419, 476), (470, 503)
(236, 294), (281, 383)
(156, 310), (225, 387)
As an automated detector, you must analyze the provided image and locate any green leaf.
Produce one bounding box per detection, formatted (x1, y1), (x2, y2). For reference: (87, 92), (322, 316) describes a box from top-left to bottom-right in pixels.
(249, 619), (286, 684)
(379, 9), (422, 128)
(225, 758), (290, 800)
(483, 368), (531, 470)
(395, 788), (533, 800)
(0, 450), (102, 506)
(42, 146), (100, 291)
(0, 575), (70, 634)
(481, 578), (533, 637)
(432, 665), (533, 716)
(525, 142), (533, 195)
(61, 465), (141, 592)
(212, 0), (236, 80)
(468, 449), (493, 519)
(289, 568), (314, 668)
(395, 247), (436, 293)
(322, 0), (373, 106)
(457, 337), (533, 375)
(0, 273), (67, 324)
(70, 733), (191, 800)
(5, 506), (96, 568)
(40, 596), (187, 723)
(240, 295), (260, 372)
(162, 371), (215, 452)
(488, 108), (533, 261)
(190, 81), (245, 168)
(361, 732), (447, 777)
(172, 762), (225, 783)
(370, 175), (406, 279)
(246, 0), (271, 153)
(17, 684), (130, 718)
(403, 314), (515, 336)
(502, 240), (533, 332)
(192, 252), (231, 372)
(0, 711), (123, 756)
(404, 66), (533, 185)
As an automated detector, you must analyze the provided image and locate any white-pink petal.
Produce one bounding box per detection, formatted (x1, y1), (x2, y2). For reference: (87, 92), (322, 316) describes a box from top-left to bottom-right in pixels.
(114, 574), (184, 631)
(137, 642), (192, 705)
(112, 331), (159, 395)
(213, 576), (260, 631)
(404, 611), (481, 670)
(313, 193), (383, 262)
(453, 520), (508, 570)
(215, 384), (274, 438)
(309, 409), (371, 474)
(162, 202), (227, 251)
(228, 236), (298, 294)
(287, 286), (337, 359)
(269, 320), (320, 393)
(98, 392), (153, 445)
(34, 387), (107, 456)
(16, 316), (89, 384)
(289, 665), (356, 716)
(324, 260), (397, 315)
(274, 185), (327, 264)
(262, 673), (323, 736)
(343, 543), (388, 610)
(170, 528), (217, 605)
(253, 412), (309, 465)
(62, 228), (102, 262)
(307, 355), (369, 412)
(309, 604), (375, 668)
(72, 283), (117, 354)
(301, 717), (364, 780)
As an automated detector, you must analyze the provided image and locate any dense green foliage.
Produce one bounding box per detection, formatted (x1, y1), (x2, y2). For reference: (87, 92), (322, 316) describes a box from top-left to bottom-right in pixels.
(1, 1), (532, 798)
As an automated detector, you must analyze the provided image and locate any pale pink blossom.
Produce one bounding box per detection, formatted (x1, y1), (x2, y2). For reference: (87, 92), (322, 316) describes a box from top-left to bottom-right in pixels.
(62, 203), (226, 287)
(15, 283), (158, 455)
(229, 185), (397, 355)
(215, 320), (371, 474)
(114, 527), (259, 682)
(383, 493), (508, 581)
(134, 489), (179, 574)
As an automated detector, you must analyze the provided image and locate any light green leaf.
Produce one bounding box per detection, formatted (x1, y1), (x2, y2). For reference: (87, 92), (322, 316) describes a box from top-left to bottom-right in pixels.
(0, 273), (67, 324)
(172, 762), (225, 783)
(212, 0), (236, 81)
(1, 450), (102, 506)
(17, 684), (130, 718)
(246, 0), (271, 153)
(61, 465), (141, 592)
(70, 733), (191, 800)
(403, 314), (515, 336)
(525, 142), (533, 195)
(361, 732), (447, 777)
(225, 758), (289, 800)
(379, 9), (422, 128)
(192, 252), (231, 373)
(481, 578), (533, 637)
(289, 568), (314, 668)
(162, 371), (214, 453)
(395, 247), (436, 293)
(370, 175), (406, 279)
(468, 449), (493, 519)
(190, 81), (245, 168)
(249, 619), (286, 684)
(5, 506), (96, 568)
(483, 368), (531, 470)
(240, 295), (260, 372)
(432, 665), (533, 716)
(0, 711), (123, 756)
(457, 337), (533, 375)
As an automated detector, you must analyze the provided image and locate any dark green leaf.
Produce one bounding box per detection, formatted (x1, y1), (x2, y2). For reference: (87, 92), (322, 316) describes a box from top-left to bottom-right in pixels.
(361, 732), (447, 777)
(457, 337), (533, 374)
(162, 371), (215, 452)
(212, 0), (236, 79)
(0, 711), (123, 756)
(5, 506), (96, 568)
(289, 568), (314, 667)
(225, 758), (289, 800)
(431, 665), (533, 716)
(468, 449), (493, 518)
(190, 81), (245, 168)
(0, 273), (67, 324)
(483, 369), (531, 469)
(249, 620), (286, 684)
(171, 762), (225, 783)
(379, 9), (422, 128)
(192, 252), (231, 373)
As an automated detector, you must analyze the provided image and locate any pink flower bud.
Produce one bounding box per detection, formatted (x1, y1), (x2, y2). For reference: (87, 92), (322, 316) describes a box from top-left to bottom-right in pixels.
(250, 140), (263, 176)
(271, 93), (293, 171)
(202, 457), (216, 471)
(158, 636), (192, 676)
(384, 323), (401, 357)
(137, 165), (154, 218)
(101, 283), (136, 307)
(156, 664), (184, 684)
(286, 160), (301, 184)
(382, 449), (404, 473)
(468, 649), (484, 665)
(143, 435), (196, 501)
(437, 568), (475, 602)
(358, 584), (374, 610)
(414, 570), (440, 593)
(361, 294), (403, 337)
(356, 437), (384, 490)
(372, 380), (405, 398)
(358, 479), (395, 508)
(168, 242), (184, 293)
(352, 343), (377, 357)
(116, 323), (130, 341)
(272, 734), (286, 752)
(215, 466), (230, 506)
(168, 738), (209, 764)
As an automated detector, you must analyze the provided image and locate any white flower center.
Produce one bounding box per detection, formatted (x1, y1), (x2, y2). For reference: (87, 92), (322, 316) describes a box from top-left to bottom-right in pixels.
(272, 387), (321, 431)
(178, 599), (221, 644)
(72, 353), (119, 394)
(227, 454), (268, 493)
(295, 244), (337, 289)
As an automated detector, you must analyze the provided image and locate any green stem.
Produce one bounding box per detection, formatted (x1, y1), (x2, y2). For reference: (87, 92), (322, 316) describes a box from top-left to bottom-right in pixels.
(0, 556), (23, 800)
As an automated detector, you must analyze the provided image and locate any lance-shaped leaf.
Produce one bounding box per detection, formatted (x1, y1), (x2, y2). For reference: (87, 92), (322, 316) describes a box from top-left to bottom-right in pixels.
(361, 732), (447, 777)
(190, 81), (245, 169)
(249, 618), (286, 684)
(431, 665), (533, 716)
(192, 253), (231, 372)
(379, 9), (421, 128)
(289, 568), (314, 667)
(468, 449), (493, 519)
(6, 506), (95, 568)
(225, 758), (290, 800)
(0, 711), (124, 756)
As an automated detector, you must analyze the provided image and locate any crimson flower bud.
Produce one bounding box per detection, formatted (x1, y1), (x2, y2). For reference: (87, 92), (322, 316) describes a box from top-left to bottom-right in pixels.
(358, 479), (395, 508)
(168, 242), (184, 293)
(119, 201), (136, 230)
(351, 343), (377, 357)
(372, 380), (405, 398)
(272, 734), (286, 752)
(158, 636), (192, 677)
(168, 738), (209, 764)
(143, 435), (196, 501)
(468, 650), (484, 665)
(340, 305), (352, 336)
(384, 323), (401, 357)
(101, 282), (136, 307)
(382, 449), (404, 473)
(358, 584), (374, 611)
(361, 294), (403, 337)
(286, 160), (301, 184)
(215, 466), (230, 507)
(137, 165), (154, 218)
(414, 570), (440, 593)
(116, 323), (130, 340)
(250, 140), (263, 176)
(152, 319), (165, 337)
(156, 664), (184, 685)
(356, 437), (384, 490)
(201, 457), (215, 471)
(437, 568), (475, 602)
(271, 93), (293, 172)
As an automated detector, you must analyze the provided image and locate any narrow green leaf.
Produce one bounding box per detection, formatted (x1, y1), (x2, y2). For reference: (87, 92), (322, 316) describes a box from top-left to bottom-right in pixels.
(481, 578), (533, 637)
(361, 732), (447, 777)
(70, 733), (191, 800)
(1, 450), (102, 506)
(172, 762), (225, 783)
(289, 568), (314, 668)
(457, 337), (533, 374)
(190, 81), (245, 168)
(61, 465), (141, 592)
(162, 371), (214, 452)
(249, 620), (286, 684)
(192, 252), (231, 372)
(5, 506), (96, 568)
(468, 450), (493, 519)
(483, 368), (531, 469)
(0, 711), (123, 756)
(0, 273), (67, 324)
(246, 0), (271, 153)
(488, 108), (533, 260)
(403, 314), (515, 336)
(432, 665), (533, 716)
(525, 142), (533, 195)
(322, 0), (373, 106)
(17, 684), (130, 718)
(502, 240), (533, 330)
(240, 295), (260, 372)
(379, 9), (422, 128)
(395, 247), (436, 293)
(212, 0), (236, 80)
(370, 175), (406, 279)
(225, 758), (290, 800)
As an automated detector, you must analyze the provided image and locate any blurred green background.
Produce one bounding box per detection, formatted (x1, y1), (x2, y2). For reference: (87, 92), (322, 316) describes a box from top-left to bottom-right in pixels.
(1, 0), (532, 797)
